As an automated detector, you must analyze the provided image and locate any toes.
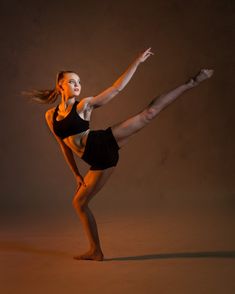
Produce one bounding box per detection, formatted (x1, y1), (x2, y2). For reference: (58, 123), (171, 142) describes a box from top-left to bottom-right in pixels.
(201, 68), (214, 78)
(73, 251), (104, 261)
(209, 69), (214, 77)
(74, 255), (93, 260)
(205, 69), (214, 78)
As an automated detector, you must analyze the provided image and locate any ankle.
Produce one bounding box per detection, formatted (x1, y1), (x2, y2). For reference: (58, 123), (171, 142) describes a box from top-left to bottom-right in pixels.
(90, 245), (102, 253)
(185, 79), (198, 90)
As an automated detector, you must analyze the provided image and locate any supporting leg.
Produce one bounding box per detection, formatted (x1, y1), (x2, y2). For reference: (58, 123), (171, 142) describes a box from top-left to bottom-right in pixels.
(73, 204), (104, 261)
(72, 168), (115, 261)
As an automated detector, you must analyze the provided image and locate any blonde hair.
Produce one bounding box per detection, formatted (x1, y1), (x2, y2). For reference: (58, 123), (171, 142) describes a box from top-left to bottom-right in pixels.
(22, 70), (76, 104)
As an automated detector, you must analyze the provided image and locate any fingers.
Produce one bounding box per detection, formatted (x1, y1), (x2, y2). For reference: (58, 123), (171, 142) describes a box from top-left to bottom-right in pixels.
(143, 47), (154, 55)
(76, 176), (87, 188)
(81, 177), (87, 187)
(138, 47), (155, 62)
(79, 178), (86, 187)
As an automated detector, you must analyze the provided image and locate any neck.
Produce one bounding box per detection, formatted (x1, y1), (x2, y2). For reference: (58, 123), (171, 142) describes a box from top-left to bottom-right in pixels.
(60, 95), (76, 111)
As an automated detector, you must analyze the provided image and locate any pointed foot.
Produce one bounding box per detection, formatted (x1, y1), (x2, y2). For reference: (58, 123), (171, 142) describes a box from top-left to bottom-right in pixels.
(187, 68), (214, 88)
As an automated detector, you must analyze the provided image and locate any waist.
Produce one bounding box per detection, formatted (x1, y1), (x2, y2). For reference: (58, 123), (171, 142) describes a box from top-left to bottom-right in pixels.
(63, 129), (90, 154)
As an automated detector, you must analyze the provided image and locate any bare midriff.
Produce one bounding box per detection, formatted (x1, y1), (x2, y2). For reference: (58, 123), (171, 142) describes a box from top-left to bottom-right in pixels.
(63, 129), (90, 158)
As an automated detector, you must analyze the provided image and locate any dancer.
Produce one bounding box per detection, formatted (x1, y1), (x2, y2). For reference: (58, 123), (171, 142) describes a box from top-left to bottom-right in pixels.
(25, 48), (214, 261)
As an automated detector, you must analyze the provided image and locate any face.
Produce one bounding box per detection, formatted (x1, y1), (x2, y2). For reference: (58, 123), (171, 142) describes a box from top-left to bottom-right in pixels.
(59, 72), (81, 99)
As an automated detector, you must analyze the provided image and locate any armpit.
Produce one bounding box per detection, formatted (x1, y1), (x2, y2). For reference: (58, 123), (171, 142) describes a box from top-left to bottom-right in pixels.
(78, 97), (93, 120)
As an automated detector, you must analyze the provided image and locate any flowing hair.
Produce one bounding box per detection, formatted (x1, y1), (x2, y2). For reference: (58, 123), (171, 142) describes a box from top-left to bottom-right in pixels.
(22, 70), (76, 104)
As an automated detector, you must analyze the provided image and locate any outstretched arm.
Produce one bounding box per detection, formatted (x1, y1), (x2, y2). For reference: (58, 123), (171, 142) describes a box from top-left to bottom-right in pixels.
(89, 47), (154, 108)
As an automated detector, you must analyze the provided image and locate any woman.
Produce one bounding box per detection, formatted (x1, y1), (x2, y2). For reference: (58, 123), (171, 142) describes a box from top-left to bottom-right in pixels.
(25, 48), (214, 261)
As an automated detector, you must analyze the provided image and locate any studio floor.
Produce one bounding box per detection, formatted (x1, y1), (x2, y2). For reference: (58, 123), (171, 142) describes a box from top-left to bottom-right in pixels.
(1, 209), (234, 294)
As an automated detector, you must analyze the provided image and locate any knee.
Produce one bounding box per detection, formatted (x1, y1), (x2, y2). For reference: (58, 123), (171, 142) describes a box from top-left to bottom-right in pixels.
(142, 107), (157, 122)
(72, 194), (88, 212)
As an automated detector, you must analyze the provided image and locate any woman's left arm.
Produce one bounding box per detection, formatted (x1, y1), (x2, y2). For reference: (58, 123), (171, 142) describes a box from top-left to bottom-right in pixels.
(89, 47), (154, 108)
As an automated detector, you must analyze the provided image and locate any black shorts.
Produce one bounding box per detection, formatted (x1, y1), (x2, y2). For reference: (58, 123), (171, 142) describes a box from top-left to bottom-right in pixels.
(81, 127), (120, 170)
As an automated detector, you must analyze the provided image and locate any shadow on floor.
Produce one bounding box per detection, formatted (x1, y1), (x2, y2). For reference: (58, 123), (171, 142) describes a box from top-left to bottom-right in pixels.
(105, 251), (235, 261)
(1, 241), (234, 262)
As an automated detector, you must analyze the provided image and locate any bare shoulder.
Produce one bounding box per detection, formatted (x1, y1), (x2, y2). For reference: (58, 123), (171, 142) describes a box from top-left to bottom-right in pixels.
(76, 97), (94, 113)
(45, 106), (56, 122)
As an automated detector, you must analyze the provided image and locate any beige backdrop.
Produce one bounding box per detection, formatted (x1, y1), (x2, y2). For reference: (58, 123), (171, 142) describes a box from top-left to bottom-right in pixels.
(0, 1), (234, 293)
(0, 0), (234, 222)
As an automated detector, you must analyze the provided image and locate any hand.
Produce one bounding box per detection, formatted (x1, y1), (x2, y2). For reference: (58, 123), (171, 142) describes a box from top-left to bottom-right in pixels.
(75, 174), (87, 190)
(136, 47), (154, 63)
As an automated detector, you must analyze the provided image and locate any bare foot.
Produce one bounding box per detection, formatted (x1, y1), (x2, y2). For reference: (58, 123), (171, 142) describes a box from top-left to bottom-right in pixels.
(187, 69), (214, 88)
(73, 249), (104, 261)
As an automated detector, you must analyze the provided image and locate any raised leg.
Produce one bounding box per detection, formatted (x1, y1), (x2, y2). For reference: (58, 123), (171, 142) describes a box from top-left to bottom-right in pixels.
(72, 167), (115, 261)
(112, 69), (214, 147)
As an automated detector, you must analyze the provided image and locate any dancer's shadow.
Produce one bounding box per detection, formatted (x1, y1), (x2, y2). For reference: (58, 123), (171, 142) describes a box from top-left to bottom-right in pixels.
(1, 241), (234, 261)
(104, 251), (235, 261)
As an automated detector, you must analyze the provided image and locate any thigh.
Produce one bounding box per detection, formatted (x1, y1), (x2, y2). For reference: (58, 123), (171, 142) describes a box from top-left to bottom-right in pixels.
(111, 109), (149, 148)
(73, 167), (115, 205)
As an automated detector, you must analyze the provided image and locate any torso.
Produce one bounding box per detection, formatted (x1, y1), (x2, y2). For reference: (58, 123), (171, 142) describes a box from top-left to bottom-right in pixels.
(63, 130), (90, 158)
(50, 97), (93, 157)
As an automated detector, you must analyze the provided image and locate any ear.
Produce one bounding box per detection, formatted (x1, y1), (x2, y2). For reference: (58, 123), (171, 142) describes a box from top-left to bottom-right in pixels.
(58, 82), (64, 91)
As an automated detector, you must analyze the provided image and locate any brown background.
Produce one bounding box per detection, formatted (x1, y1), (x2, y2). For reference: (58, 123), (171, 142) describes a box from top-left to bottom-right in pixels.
(0, 0), (234, 223)
(0, 0), (234, 293)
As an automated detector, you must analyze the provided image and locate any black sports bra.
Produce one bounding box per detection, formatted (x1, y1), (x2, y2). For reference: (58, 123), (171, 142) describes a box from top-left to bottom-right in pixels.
(53, 100), (90, 139)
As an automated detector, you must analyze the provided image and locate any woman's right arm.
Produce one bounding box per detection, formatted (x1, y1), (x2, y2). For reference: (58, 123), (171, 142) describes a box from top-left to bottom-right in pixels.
(45, 109), (86, 187)
(88, 47), (154, 109)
